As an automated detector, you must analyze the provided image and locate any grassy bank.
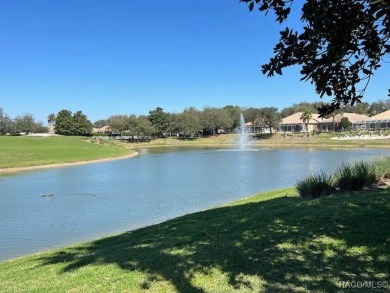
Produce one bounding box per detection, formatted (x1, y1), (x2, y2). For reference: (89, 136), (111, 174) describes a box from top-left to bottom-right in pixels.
(1, 188), (389, 292)
(122, 133), (390, 149)
(0, 136), (134, 169)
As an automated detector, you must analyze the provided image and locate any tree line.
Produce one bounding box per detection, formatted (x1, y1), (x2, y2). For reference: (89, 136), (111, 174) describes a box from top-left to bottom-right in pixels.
(95, 107), (234, 137)
(0, 108), (93, 136)
(93, 99), (390, 138)
(0, 108), (47, 135)
(93, 106), (280, 137)
(2, 98), (390, 137)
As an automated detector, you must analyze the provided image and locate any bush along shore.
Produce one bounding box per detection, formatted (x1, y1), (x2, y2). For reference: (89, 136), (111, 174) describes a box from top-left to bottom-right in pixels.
(296, 157), (390, 198)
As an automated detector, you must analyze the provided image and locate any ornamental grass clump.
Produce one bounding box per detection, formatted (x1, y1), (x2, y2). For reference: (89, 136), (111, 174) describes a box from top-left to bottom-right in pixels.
(372, 157), (390, 178)
(296, 171), (333, 198)
(333, 161), (376, 191)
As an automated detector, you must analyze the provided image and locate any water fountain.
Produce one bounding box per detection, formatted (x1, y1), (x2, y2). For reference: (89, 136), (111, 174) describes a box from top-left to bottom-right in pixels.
(238, 112), (251, 150)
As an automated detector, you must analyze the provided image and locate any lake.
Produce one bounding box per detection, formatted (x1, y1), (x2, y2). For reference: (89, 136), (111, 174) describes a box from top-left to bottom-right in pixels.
(1, 147), (389, 262)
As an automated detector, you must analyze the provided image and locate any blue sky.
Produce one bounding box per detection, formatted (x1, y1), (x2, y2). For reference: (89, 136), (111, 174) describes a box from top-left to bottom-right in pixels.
(0, 0), (389, 123)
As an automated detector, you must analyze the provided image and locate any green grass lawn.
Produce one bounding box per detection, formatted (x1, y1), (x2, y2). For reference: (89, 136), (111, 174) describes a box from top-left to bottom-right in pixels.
(0, 136), (134, 169)
(1, 188), (389, 292)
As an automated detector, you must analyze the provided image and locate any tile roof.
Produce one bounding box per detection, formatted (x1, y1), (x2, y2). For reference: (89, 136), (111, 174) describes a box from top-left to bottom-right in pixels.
(281, 112), (369, 124)
(281, 112), (320, 124)
(369, 110), (390, 120)
(319, 113), (369, 123)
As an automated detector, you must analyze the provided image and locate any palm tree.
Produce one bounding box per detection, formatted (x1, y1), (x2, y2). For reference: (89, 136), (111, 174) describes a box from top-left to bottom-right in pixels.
(47, 114), (56, 133)
(300, 110), (312, 133)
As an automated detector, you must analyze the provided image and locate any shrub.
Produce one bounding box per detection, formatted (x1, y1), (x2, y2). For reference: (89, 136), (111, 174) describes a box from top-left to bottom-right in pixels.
(296, 171), (333, 198)
(333, 161), (376, 191)
(371, 157), (390, 183)
(297, 158), (390, 198)
(372, 157), (390, 177)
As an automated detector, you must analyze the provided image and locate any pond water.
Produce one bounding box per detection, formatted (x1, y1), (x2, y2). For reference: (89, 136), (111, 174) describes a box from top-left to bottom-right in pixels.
(1, 147), (389, 262)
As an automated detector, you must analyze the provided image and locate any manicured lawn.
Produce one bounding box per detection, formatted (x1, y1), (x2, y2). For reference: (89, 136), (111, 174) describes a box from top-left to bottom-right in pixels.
(1, 188), (389, 292)
(0, 136), (133, 169)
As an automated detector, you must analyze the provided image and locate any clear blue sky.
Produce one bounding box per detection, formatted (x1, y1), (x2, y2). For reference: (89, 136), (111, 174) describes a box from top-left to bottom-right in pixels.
(1, 0), (389, 123)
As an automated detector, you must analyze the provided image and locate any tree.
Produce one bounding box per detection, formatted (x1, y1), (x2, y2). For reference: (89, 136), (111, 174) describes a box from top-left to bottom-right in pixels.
(242, 107), (262, 124)
(137, 115), (156, 137)
(54, 110), (92, 136)
(47, 113), (56, 133)
(339, 117), (351, 130)
(0, 108), (13, 135)
(54, 110), (73, 135)
(107, 115), (129, 133)
(368, 99), (390, 116)
(341, 102), (370, 115)
(177, 107), (202, 136)
(14, 113), (35, 133)
(300, 110), (313, 133)
(73, 111), (93, 136)
(260, 107), (281, 133)
(201, 107), (234, 135)
(168, 113), (180, 135)
(32, 121), (48, 133)
(47, 114), (55, 126)
(124, 115), (155, 139)
(148, 107), (170, 137)
(93, 119), (108, 128)
(126, 115), (140, 138)
(280, 102), (323, 118)
(242, 0), (389, 115)
(223, 105), (242, 130)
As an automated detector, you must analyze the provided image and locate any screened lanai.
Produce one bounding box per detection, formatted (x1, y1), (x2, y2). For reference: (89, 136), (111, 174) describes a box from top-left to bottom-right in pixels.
(278, 123), (305, 132)
(353, 110), (390, 130)
(353, 119), (390, 130)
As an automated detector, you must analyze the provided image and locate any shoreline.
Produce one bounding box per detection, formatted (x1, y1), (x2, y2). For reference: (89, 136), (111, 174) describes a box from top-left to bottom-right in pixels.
(0, 151), (139, 175)
(2, 140), (390, 175)
(118, 133), (390, 150)
(2, 134), (390, 175)
(124, 141), (390, 150)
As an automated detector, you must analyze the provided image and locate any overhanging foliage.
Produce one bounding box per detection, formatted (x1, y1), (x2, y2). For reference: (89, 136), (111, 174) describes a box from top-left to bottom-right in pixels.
(242, 0), (390, 116)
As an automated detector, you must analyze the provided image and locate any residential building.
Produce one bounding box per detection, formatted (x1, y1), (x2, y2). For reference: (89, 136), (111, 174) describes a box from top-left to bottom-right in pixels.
(319, 113), (369, 132)
(278, 112), (369, 132)
(353, 110), (390, 130)
(92, 126), (112, 134)
(278, 112), (321, 132)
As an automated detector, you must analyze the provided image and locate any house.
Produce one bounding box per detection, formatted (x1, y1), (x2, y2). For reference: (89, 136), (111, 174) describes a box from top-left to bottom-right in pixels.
(278, 112), (321, 132)
(318, 113), (369, 132)
(278, 112), (369, 133)
(244, 122), (272, 133)
(92, 125), (112, 134)
(353, 110), (390, 130)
